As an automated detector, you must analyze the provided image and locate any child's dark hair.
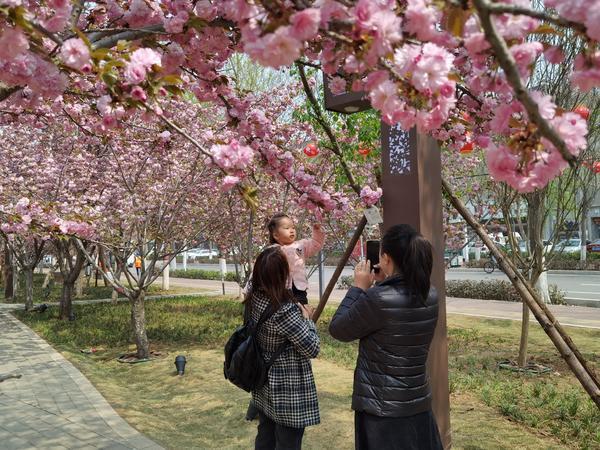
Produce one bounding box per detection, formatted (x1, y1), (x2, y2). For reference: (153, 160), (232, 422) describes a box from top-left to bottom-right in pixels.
(267, 213), (290, 244)
(381, 224), (433, 304)
(244, 245), (293, 307)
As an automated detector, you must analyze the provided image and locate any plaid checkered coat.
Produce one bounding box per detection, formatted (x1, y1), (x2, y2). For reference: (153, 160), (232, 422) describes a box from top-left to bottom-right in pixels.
(249, 292), (321, 428)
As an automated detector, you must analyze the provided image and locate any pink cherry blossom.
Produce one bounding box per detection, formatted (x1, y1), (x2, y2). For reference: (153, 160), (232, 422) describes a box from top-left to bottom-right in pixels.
(245, 27), (302, 68)
(221, 175), (240, 192)
(412, 43), (455, 93)
(360, 185), (383, 207)
(0, 26), (28, 60)
(290, 8), (321, 41)
(130, 48), (162, 69)
(211, 140), (255, 171)
(550, 112), (588, 156)
(485, 144), (519, 185)
(130, 86), (147, 101)
(404, 0), (440, 41)
(60, 38), (91, 72)
(164, 11), (189, 33)
(329, 76), (346, 95)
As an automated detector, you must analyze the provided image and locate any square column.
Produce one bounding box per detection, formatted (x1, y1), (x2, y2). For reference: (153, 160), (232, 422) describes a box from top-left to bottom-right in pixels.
(381, 123), (451, 448)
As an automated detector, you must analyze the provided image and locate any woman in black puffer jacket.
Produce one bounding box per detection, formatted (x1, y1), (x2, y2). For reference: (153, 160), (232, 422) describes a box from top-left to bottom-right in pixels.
(329, 224), (442, 450)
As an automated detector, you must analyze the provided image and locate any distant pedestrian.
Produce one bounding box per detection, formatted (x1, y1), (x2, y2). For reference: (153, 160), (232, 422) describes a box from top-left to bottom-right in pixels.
(134, 256), (142, 276)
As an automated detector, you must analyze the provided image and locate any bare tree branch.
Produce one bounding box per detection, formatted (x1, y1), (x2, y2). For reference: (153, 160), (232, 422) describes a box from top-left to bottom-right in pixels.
(296, 62), (362, 196)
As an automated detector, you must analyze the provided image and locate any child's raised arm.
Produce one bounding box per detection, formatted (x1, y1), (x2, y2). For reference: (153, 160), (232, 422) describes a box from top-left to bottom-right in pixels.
(299, 223), (325, 259)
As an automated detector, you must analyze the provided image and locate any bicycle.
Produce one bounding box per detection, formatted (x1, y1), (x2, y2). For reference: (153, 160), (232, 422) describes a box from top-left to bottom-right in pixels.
(483, 256), (504, 274)
(483, 260), (496, 274)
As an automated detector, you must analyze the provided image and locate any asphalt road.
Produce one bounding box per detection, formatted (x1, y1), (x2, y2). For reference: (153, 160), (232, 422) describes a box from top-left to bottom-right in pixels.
(178, 262), (600, 307)
(446, 268), (600, 307)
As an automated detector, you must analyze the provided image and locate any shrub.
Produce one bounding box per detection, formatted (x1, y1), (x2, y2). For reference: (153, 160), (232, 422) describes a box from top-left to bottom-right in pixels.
(446, 279), (566, 305)
(170, 269), (239, 282)
(337, 275), (354, 289)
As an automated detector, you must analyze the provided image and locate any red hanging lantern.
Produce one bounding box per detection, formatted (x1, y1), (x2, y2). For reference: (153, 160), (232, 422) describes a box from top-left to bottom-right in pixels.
(303, 143), (319, 157)
(460, 141), (474, 154)
(358, 146), (371, 156)
(574, 105), (590, 120)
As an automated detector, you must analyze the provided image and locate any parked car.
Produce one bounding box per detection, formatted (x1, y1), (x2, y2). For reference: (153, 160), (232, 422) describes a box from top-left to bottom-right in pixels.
(587, 239), (600, 253)
(555, 239), (582, 254)
(186, 248), (219, 258)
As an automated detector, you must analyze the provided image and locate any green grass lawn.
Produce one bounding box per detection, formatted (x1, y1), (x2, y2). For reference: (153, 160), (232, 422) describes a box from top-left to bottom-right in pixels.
(14, 295), (600, 449)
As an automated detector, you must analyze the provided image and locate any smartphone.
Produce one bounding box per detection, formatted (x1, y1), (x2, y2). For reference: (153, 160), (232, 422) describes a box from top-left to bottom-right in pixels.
(366, 240), (380, 274)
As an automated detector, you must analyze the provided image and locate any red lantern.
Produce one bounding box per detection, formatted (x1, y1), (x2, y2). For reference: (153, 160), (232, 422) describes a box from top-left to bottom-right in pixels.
(593, 162), (600, 174)
(303, 143), (319, 157)
(460, 142), (474, 154)
(358, 146), (371, 156)
(574, 105), (590, 120)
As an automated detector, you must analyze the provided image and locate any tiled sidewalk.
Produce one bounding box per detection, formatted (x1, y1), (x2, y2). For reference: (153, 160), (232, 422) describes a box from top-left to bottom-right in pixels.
(0, 311), (162, 450)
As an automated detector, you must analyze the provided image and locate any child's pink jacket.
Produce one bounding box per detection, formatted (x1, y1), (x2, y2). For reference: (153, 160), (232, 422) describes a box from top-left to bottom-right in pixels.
(280, 226), (325, 291)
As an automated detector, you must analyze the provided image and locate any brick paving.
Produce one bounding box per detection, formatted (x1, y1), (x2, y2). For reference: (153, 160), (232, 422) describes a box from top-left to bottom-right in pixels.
(0, 311), (162, 450)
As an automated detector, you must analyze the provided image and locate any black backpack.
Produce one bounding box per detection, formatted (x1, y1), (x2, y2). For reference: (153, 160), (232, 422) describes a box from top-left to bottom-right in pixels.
(224, 304), (288, 392)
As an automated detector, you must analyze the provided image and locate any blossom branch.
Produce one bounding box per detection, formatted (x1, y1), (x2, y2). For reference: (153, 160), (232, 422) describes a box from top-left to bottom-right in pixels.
(473, 0), (577, 167)
(296, 62), (362, 196)
(486, 3), (587, 35)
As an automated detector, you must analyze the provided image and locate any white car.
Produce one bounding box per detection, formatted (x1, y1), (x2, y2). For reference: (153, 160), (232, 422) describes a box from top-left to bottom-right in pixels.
(555, 239), (582, 254)
(186, 248), (219, 258)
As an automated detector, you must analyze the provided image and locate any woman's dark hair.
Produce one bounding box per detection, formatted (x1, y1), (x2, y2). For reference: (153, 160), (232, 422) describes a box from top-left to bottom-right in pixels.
(245, 245), (293, 307)
(267, 213), (290, 244)
(381, 224), (433, 304)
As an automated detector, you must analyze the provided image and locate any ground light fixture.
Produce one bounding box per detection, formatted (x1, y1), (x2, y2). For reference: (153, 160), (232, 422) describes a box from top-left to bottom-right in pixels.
(175, 355), (186, 375)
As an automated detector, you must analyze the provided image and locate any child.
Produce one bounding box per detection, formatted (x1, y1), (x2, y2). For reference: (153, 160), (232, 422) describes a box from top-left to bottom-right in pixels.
(267, 213), (325, 305)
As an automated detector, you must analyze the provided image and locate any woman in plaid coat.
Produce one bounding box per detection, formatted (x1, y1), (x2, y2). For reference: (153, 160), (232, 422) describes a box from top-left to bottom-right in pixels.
(246, 245), (320, 450)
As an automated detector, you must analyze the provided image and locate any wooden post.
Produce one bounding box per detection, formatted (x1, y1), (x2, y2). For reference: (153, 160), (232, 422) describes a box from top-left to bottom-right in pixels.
(381, 123), (451, 449)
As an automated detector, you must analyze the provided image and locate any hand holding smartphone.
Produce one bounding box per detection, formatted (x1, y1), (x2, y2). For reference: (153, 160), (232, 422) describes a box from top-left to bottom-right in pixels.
(366, 240), (380, 274)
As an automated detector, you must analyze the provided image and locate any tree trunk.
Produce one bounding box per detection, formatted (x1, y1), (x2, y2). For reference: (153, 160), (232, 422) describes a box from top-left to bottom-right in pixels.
(23, 267), (34, 311)
(75, 269), (85, 298)
(59, 281), (75, 320)
(518, 190), (547, 367)
(12, 264), (19, 299)
(517, 303), (529, 367)
(580, 206), (588, 263)
(3, 247), (13, 300)
(130, 290), (149, 359)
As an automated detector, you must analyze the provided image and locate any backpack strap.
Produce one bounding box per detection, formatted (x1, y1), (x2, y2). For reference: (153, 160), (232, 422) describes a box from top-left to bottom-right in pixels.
(265, 340), (289, 366)
(253, 301), (290, 365)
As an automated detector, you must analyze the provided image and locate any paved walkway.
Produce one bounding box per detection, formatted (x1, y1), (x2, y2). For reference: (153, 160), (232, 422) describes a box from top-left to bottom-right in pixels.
(446, 297), (600, 329)
(0, 311), (162, 450)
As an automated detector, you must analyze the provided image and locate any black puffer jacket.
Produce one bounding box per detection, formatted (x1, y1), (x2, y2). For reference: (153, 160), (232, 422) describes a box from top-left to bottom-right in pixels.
(329, 275), (439, 417)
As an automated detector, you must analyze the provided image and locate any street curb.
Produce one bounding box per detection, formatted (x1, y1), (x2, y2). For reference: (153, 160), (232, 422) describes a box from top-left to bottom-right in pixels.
(447, 268), (600, 275)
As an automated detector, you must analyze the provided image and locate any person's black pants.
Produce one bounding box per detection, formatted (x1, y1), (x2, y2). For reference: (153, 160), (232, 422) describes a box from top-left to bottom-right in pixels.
(255, 412), (305, 450)
(355, 410), (442, 450)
